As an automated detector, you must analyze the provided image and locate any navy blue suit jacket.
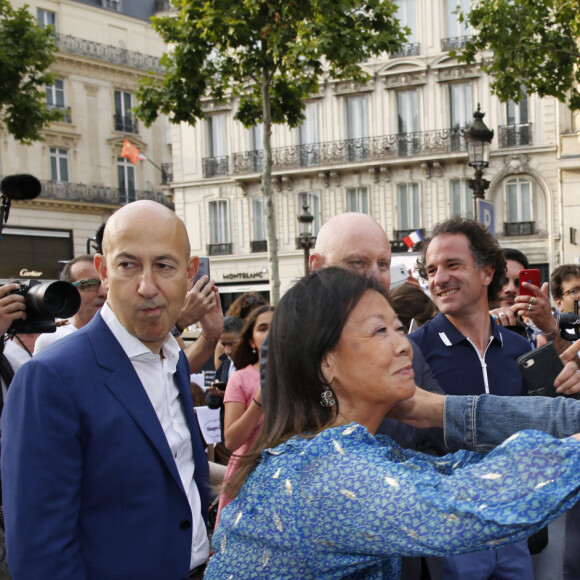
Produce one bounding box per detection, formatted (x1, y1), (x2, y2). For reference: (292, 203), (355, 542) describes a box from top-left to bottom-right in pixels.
(1, 312), (210, 579)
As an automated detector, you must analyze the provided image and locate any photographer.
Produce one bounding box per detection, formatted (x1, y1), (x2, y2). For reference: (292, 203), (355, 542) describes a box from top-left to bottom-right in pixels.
(33, 255), (107, 354)
(0, 285), (27, 580)
(0, 285), (27, 397)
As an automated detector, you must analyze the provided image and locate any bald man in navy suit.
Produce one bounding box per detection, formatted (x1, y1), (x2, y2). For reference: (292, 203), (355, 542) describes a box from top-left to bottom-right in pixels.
(2, 201), (211, 580)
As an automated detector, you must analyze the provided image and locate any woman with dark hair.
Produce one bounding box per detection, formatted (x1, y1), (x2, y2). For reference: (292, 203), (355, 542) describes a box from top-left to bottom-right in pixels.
(205, 268), (580, 579)
(214, 304), (275, 526)
(389, 284), (437, 333)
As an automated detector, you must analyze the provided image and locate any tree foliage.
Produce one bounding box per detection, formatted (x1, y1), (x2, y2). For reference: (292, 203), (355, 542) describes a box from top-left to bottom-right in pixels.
(136, 0), (407, 302)
(137, 0), (406, 129)
(458, 0), (580, 109)
(0, 0), (61, 144)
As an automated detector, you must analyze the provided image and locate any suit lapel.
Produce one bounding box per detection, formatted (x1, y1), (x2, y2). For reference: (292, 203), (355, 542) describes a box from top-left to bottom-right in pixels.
(85, 314), (186, 493)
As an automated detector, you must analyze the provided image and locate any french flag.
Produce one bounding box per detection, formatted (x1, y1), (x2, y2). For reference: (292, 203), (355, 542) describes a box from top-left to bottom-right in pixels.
(403, 230), (423, 248)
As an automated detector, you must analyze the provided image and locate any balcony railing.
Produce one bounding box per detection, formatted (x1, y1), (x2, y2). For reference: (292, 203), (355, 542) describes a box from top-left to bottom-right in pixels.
(231, 128), (466, 175)
(114, 114), (138, 134)
(207, 243), (233, 256)
(441, 36), (472, 51)
(498, 123), (533, 148)
(55, 33), (164, 74)
(47, 104), (72, 123)
(40, 180), (173, 208)
(103, 0), (120, 11)
(504, 221), (535, 236)
(392, 43), (420, 58)
(155, 0), (173, 10)
(202, 156), (229, 178)
(250, 240), (268, 253)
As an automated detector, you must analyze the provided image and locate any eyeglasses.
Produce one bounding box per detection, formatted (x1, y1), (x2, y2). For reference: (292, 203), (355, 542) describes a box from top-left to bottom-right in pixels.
(561, 287), (580, 299)
(72, 278), (101, 292)
(501, 276), (520, 289)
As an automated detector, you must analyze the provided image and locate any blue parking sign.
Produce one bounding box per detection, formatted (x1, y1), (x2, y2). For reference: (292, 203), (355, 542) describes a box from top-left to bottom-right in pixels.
(476, 199), (495, 236)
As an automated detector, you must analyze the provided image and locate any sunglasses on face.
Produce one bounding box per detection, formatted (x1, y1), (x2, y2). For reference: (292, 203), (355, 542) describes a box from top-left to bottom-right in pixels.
(72, 278), (101, 292)
(501, 276), (520, 289)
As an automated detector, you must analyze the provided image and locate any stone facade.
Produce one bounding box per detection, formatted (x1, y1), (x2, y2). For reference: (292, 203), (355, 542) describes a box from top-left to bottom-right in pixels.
(0, 0), (172, 279)
(168, 0), (580, 301)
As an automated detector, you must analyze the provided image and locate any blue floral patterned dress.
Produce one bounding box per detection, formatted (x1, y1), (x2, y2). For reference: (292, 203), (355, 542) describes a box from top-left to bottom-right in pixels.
(205, 424), (580, 579)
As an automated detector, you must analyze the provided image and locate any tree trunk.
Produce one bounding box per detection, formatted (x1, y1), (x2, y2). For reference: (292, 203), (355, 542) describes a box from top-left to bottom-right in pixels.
(261, 69), (280, 305)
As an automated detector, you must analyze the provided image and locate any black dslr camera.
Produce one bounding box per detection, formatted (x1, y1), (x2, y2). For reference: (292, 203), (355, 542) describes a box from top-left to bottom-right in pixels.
(559, 312), (580, 342)
(7, 280), (81, 335)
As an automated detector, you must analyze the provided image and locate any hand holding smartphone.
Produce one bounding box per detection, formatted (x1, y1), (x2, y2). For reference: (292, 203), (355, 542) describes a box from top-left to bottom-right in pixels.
(518, 268), (540, 296)
(194, 256), (210, 288)
(390, 263), (409, 289)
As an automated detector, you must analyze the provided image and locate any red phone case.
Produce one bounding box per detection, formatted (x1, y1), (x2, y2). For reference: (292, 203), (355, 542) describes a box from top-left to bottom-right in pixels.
(519, 269), (540, 296)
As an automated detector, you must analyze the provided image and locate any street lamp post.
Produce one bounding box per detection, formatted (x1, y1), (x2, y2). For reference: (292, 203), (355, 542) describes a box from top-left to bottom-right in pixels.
(298, 203), (314, 276)
(464, 104), (494, 217)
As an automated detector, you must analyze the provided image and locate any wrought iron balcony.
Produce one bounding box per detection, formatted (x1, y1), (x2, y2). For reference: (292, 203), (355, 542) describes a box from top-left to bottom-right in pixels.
(392, 43), (420, 58)
(161, 163), (173, 184)
(504, 221), (535, 236)
(47, 104), (72, 124)
(102, 0), (120, 11)
(155, 0), (174, 11)
(231, 129), (466, 175)
(114, 114), (138, 134)
(39, 180), (173, 208)
(207, 243), (233, 256)
(55, 33), (164, 74)
(498, 123), (533, 148)
(203, 156), (229, 178)
(250, 240), (268, 253)
(441, 36), (472, 52)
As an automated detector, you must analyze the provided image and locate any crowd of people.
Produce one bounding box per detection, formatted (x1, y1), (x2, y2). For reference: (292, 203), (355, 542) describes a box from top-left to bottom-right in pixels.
(0, 201), (579, 580)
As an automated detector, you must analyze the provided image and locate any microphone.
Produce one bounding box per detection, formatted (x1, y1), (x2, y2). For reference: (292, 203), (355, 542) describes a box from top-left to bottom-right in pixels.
(0, 174), (42, 200)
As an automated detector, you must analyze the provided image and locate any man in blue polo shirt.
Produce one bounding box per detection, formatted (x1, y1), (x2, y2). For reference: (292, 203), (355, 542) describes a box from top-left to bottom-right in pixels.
(409, 217), (532, 580)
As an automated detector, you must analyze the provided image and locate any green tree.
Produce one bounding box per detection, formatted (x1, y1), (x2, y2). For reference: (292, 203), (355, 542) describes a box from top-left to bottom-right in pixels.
(458, 0), (580, 109)
(0, 0), (61, 144)
(136, 0), (407, 303)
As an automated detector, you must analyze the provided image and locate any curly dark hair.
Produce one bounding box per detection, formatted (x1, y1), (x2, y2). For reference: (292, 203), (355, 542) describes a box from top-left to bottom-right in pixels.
(416, 216), (506, 304)
(226, 292), (268, 320)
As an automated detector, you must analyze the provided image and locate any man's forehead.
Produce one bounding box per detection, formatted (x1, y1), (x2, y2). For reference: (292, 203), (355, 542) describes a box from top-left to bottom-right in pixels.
(71, 260), (98, 277)
(562, 276), (580, 288)
(338, 249), (390, 263)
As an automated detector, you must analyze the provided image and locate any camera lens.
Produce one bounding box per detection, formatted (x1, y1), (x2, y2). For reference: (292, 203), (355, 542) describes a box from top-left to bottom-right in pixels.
(26, 281), (81, 318)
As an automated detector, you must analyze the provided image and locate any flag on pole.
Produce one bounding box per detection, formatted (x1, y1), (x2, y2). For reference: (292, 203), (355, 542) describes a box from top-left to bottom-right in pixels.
(403, 230), (423, 248)
(121, 139), (147, 165)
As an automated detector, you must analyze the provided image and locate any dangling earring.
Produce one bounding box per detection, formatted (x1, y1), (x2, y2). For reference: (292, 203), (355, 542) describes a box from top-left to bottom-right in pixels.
(252, 347), (257, 354)
(320, 385), (336, 407)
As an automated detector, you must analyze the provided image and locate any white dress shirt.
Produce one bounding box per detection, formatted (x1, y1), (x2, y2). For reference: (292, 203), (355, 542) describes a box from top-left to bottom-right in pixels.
(101, 302), (209, 570)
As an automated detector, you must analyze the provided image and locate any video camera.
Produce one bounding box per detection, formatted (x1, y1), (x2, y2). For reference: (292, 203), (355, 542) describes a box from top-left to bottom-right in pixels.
(6, 279), (81, 335)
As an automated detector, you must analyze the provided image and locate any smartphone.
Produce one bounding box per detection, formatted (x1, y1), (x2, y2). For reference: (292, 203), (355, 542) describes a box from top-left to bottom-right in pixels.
(194, 256), (210, 287)
(517, 342), (565, 397)
(518, 268), (540, 296)
(213, 381), (226, 391)
(390, 263), (409, 289)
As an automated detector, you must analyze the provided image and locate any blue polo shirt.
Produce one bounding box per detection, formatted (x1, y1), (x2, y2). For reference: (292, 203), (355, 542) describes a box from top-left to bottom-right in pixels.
(409, 312), (531, 396)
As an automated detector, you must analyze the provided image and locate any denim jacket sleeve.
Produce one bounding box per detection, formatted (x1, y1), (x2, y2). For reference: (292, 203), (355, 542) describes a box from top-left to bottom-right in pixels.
(444, 394), (580, 452)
